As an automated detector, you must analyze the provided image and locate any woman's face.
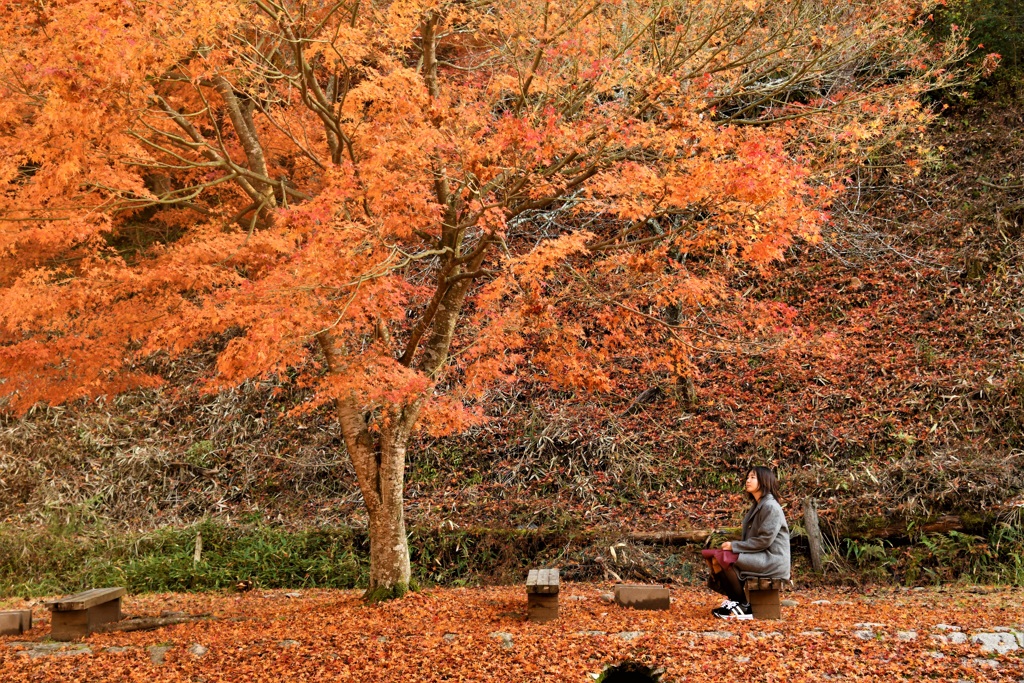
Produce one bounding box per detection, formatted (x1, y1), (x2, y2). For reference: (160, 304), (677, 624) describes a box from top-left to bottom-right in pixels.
(744, 470), (761, 496)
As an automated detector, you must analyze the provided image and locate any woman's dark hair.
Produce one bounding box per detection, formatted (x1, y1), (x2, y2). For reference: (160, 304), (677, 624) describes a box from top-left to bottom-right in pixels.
(747, 466), (780, 501)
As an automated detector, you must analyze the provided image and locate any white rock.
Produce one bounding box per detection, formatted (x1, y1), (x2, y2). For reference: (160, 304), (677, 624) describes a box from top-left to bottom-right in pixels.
(748, 631), (783, 640)
(927, 651), (945, 659)
(148, 645), (171, 665)
(933, 624), (961, 631)
(781, 599), (799, 607)
(810, 600), (831, 605)
(734, 656), (750, 663)
(897, 631), (917, 642)
(700, 631), (736, 639)
(854, 622), (885, 629)
(443, 633), (457, 642)
(616, 631), (644, 641)
(488, 632), (514, 649)
(188, 644), (208, 658)
(971, 632), (1019, 654)
(854, 630), (877, 641)
(278, 639), (300, 649)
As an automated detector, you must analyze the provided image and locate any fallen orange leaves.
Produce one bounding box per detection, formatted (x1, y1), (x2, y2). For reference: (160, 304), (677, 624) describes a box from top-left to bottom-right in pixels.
(2, 585), (1022, 682)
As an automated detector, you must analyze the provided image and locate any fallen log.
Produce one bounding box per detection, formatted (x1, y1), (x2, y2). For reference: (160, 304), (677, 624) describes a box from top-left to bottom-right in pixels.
(628, 528), (740, 545)
(92, 613), (211, 634)
(629, 515), (970, 547)
(844, 515), (966, 540)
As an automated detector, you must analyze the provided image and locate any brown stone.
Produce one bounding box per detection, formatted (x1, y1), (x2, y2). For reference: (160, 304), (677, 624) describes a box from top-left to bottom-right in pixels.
(613, 584), (670, 610)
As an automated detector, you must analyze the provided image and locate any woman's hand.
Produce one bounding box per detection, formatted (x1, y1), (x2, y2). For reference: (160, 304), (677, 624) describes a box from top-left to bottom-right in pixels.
(721, 541), (732, 551)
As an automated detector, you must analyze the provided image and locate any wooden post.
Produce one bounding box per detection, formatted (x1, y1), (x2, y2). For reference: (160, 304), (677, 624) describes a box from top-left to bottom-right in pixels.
(803, 497), (824, 573)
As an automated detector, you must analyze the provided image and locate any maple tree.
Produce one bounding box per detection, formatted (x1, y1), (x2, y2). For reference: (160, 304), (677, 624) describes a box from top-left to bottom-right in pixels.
(0, 0), (970, 597)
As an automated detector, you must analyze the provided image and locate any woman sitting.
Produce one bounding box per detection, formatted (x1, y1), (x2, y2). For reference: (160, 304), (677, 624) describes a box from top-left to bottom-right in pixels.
(702, 466), (790, 620)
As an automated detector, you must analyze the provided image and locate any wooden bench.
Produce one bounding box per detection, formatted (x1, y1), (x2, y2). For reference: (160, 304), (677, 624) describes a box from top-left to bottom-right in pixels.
(744, 578), (789, 620)
(45, 587), (126, 640)
(525, 568), (559, 623)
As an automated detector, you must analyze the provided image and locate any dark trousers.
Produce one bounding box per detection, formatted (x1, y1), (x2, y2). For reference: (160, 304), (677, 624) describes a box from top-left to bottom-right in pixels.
(707, 565), (746, 604)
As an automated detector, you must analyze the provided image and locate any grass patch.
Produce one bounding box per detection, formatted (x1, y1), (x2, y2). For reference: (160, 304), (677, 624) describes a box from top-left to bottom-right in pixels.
(0, 515), (602, 598)
(0, 518), (364, 597)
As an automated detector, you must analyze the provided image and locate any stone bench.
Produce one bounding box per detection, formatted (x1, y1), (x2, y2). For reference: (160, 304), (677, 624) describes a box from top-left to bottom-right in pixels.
(526, 568), (559, 623)
(744, 578), (789, 620)
(45, 587), (126, 640)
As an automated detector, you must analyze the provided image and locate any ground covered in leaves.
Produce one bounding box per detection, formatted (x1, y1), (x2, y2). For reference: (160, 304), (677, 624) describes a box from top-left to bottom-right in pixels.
(2, 585), (1022, 682)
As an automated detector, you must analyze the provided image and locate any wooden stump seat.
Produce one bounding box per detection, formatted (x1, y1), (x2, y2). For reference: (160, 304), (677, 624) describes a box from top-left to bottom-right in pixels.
(45, 587), (126, 640)
(525, 568), (559, 623)
(744, 578), (788, 620)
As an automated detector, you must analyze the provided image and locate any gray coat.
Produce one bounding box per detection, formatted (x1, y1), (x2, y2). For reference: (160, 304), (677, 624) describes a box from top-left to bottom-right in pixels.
(731, 494), (791, 580)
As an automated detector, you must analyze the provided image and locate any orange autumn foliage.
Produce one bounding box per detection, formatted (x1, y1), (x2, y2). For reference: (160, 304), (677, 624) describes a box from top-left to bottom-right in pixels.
(0, 0), (971, 592)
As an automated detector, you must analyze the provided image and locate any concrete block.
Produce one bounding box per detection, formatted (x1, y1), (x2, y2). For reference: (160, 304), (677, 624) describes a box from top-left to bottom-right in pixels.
(0, 610), (31, 635)
(613, 584), (670, 610)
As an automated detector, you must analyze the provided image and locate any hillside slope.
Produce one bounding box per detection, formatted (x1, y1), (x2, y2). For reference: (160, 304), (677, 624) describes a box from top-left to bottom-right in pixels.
(1, 79), (1021, 561)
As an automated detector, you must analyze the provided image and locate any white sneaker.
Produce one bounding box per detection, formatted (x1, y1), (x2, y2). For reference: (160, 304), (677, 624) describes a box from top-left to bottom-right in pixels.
(712, 602), (753, 620)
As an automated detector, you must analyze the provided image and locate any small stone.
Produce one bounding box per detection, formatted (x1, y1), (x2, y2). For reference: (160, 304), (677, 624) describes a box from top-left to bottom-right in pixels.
(811, 600), (831, 605)
(971, 632), (1019, 654)
(897, 631), (917, 642)
(734, 656), (750, 663)
(927, 651), (945, 659)
(443, 633), (457, 642)
(748, 631), (783, 640)
(854, 622), (885, 629)
(599, 593), (614, 604)
(700, 631), (736, 640)
(278, 640), (300, 649)
(934, 624), (961, 631)
(781, 599), (798, 607)
(950, 632), (967, 645)
(103, 646), (134, 654)
(19, 643), (92, 659)
(284, 592), (302, 599)
(488, 632), (514, 650)
(148, 645), (172, 665)
(854, 630), (876, 640)
(800, 631), (826, 637)
(576, 631), (606, 637)
(566, 595), (588, 602)
(188, 644), (208, 658)
(616, 631), (644, 641)
(377, 636), (389, 643)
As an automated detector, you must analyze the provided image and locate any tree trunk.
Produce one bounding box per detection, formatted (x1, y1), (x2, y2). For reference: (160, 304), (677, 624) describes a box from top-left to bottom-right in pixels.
(803, 497), (824, 573)
(363, 431), (412, 599)
(317, 333), (417, 600)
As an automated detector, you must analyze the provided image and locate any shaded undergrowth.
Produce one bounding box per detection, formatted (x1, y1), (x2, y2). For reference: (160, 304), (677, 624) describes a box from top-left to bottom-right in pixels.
(2, 511), (1023, 599)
